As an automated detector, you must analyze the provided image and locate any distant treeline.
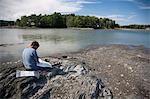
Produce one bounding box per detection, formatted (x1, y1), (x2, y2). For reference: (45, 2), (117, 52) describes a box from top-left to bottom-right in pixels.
(121, 24), (150, 29)
(1, 12), (149, 29)
(15, 12), (119, 29)
(0, 20), (15, 26)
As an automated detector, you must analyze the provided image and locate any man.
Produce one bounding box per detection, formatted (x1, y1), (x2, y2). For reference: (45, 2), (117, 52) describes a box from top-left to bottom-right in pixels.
(22, 41), (51, 70)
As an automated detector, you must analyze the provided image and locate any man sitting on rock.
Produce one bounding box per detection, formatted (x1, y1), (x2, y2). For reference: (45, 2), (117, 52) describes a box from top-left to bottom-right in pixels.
(22, 41), (52, 71)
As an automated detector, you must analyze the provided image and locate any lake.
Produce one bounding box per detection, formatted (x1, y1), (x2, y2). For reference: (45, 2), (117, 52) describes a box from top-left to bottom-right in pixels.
(0, 28), (149, 63)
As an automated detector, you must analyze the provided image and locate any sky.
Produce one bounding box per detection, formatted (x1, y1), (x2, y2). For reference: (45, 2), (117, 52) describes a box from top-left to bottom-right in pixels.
(0, 0), (149, 25)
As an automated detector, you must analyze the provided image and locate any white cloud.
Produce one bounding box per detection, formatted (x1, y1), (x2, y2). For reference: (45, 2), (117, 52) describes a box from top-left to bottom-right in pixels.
(90, 14), (137, 22)
(1, 0), (97, 20)
(127, 14), (137, 19)
(106, 15), (125, 21)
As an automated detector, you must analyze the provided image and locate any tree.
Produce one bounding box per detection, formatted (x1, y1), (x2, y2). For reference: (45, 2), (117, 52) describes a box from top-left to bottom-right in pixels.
(39, 15), (52, 28)
(20, 16), (28, 27)
(16, 12), (119, 29)
(51, 12), (64, 28)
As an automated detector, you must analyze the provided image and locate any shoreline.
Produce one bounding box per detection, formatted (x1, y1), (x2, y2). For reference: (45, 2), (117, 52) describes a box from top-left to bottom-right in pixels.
(0, 44), (150, 98)
(0, 44), (149, 63)
(0, 26), (150, 31)
(115, 28), (150, 31)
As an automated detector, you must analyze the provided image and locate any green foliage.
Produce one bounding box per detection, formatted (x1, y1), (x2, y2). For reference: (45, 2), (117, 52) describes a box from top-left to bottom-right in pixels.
(39, 15), (52, 28)
(121, 24), (150, 29)
(16, 19), (21, 26)
(51, 12), (65, 28)
(2, 13), (149, 29)
(20, 16), (28, 27)
(0, 20), (15, 26)
(16, 12), (119, 29)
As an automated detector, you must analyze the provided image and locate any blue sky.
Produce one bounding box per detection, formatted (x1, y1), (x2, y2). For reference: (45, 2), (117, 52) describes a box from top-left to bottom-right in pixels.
(75, 0), (150, 25)
(0, 0), (149, 25)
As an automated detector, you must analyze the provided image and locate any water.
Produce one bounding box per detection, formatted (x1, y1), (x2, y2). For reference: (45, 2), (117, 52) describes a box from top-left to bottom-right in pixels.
(0, 28), (149, 62)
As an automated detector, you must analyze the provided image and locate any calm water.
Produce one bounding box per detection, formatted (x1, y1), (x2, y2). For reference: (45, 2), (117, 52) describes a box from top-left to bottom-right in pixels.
(0, 28), (149, 62)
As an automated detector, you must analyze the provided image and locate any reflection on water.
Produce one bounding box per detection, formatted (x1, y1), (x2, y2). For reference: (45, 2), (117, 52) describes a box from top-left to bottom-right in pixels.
(22, 34), (74, 44)
(0, 29), (149, 63)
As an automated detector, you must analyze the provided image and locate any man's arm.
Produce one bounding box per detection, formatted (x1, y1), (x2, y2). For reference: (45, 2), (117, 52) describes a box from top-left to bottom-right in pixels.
(33, 50), (39, 63)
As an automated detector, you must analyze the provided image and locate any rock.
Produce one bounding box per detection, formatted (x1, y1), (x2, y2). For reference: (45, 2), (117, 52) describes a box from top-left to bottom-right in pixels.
(91, 79), (104, 98)
(0, 57), (113, 99)
(44, 59), (49, 62)
(62, 55), (68, 58)
(79, 93), (86, 99)
(103, 88), (113, 99)
(64, 63), (88, 77)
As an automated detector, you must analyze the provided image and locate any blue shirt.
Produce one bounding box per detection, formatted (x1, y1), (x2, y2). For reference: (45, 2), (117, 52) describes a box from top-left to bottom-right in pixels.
(22, 47), (39, 70)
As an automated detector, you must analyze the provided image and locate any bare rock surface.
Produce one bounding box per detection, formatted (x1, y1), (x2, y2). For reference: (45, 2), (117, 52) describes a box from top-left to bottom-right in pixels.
(0, 44), (149, 99)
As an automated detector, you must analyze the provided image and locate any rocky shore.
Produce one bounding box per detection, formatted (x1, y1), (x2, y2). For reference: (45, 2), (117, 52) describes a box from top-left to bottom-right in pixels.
(0, 44), (149, 99)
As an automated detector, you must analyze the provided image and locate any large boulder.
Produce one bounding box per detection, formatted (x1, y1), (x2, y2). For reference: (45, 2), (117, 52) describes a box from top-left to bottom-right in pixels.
(0, 57), (112, 99)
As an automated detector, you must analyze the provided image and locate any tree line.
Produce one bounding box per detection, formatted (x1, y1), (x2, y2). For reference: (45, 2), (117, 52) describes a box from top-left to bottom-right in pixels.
(15, 12), (119, 29)
(0, 20), (15, 26)
(121, 24), (150, 29)
(1, 12), (149, 29)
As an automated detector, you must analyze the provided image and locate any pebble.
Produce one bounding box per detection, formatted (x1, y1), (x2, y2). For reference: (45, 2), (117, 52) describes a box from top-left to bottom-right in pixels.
(120, 74), (124, 77)
(114, 87), (119, 90)
(0, 73), (2, 77)
(118, 92), (122, 96)
(143, 78), (148, 81)
(132, 87), (135, 90)
(126, 82), (129, 85)
(108, 65), (111, 68)
(128, 67), (132, 70)
(137, 55), (141, 57)
(127, 66), (134, 72)
(116, 82), (120, 85)
(14, 62), (18, 64)
(2, 63), (5, 65)
(124, 64), (128, 67)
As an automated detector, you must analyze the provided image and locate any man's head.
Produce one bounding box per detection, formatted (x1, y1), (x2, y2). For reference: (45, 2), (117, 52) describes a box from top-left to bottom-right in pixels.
(30, 41), (40, 50)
